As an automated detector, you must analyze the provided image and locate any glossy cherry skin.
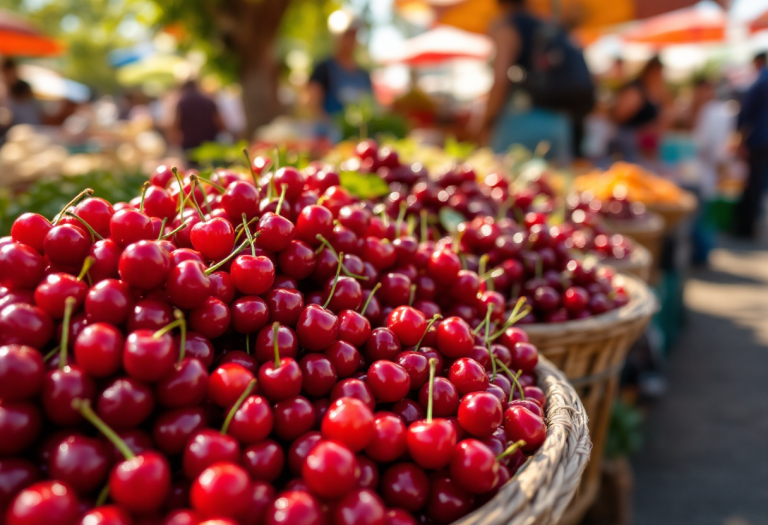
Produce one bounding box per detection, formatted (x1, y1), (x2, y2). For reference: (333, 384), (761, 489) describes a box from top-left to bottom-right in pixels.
(123, 330), (177, 382)
(127, 299), (174, 332)
(337, 309), (371, 347)
(190, 462), (250, 519)
(0, 303), (53, 348)
(153, 407), (208, 455)
(73, 323), (124, 378)
(228, 297), (268, 336)
(296, 304), (339, 351)
(324, 341), (361, 378)
(258, 357), (302, 402)
(426, 475), (474, 524)
(256, 212), (295, 253)
(119, 241), (171, 290)
(287, 432), (324, 476)
(330, 378), (375, 411)
(511, 342), (539, 374)
(323, 276), (362, 313)
(241, 481), (276, 525)
(391, 399), (425, 426)
(84, 279), (131, 325)
(448, 439), (499, 494)
(334, 488), (386, 525)
(406, 418), (457, 470)
(364, 327), (401, 362)
(504, 405), (547, 452)
(0, 243), (45, 291)
(508, 398), (544, 418)
(88, 239), (122, 283)
(41, 365), (96, 426)
(166, 260), (212, 310)
(110, 451), (170, 514)
(265, 490), (323, 525)
(76, 505), (132, 525)
(34, 273), (88, 319)
(299, 354), (337, 397)
(0, 345), (44, 401)
(110, 208), (153, 248)
(273, 396), (315, 441)
(44, 224), (92, 269)
(231, 255), (275, 296)
(385, 508), (417, 525)
(48, 434), (110, 495)
(96, 377), (154, 430)
(11, 213), (51, 253)
(295, 205), (333, 248)
(302, 440), (359, 499)
(356, 454), (379, 490)
(6, 480), (80, 525)
(228, 395), (274, 444)
(222, 180), (260, 220)
(366, 360), (411, 403)
(458, 392), (504, 438)
(428, 248), (461, 286)
(378, 273), (411, 308)
(208, 363), (255, 407)
(364, 411), (407, 463)
(190, 218), (235, 261)
(183, 429), (240, 479)
(241, 440), (284, 482)
(361, 237), (397, 271)
(436, 316), (474, 358)
(321, 397), (375, 452)
(209, 270), (235, 304)
(156, 358), (209, 408)
(0, 402), (41, 456)
(417, 377), (459, 417)
(189, 297), (231, 340)
(380, 463), (429, 512)
(277, 240), (316, 280)
(386, 306), (426, 347)
(449, 358), (489, 395)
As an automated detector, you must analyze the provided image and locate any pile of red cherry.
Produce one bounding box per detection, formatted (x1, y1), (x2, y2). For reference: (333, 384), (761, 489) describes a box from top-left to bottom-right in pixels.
(0, 154), (556, 525)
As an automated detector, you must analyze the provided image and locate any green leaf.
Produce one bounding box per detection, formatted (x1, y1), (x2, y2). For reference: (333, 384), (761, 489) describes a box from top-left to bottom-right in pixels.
(339, 171), (390, 200)
(444, 136), (475, 161)
(439, 207), (466, 234)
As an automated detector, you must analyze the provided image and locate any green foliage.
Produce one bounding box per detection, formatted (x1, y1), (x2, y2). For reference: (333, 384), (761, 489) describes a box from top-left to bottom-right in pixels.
(0, 171), (146, 236)
(439, 207), (466, 234)
(339, 171), (389, 200)
(605, 400), (644, 459)
(188, 140), (250, 168)
(444, 137), (475, 161)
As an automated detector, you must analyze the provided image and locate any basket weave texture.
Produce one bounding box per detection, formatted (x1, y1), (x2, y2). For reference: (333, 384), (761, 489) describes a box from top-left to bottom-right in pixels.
(601, 242), (652, 283)
(455, 356), (591, 525)
(607, 212), (665, 276)
(521, 273), (658, 524)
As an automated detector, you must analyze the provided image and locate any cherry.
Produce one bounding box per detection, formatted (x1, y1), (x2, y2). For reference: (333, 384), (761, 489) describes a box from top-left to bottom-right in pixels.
(84, 279), (132, 325)
(364, 411), (407, 463)
(296, 303), (339, 351)
(77, 506), (133, 525)
(511, 342), (539, 373)
(338, 308), (372, 347)
(324, 341), (361, 378)
(302, 440), (359, 499)
(166, 260), (212, 310)
(504, 405), (546, 452)
(0, 402), (41, 456)
(0, 243), (45, 291)
(361, 237), (396, 271)
(127, 299), (174, 332)
(379, 273), (411, 307)
(457, 391), (504, 438)
(74, 323), (124, 378)
(330, 379), (375, 412)
(0, 345), (44, 401)
(323, 275), (363, 313)
(231, 253), (275, 296)
(508, 399), (544, 418)
(387, 306), (426, 347)
(96, 377), (154, 430)
(183, 429), (240, 480)
(273, 395), (315, 441)
(11, 213), (51, 253)
(287, 432), (324, 476)
(190, 216), (235, 261)
(295, 205), (333, 247)
(191, 462), (251, 519)
(156, 356), (209, 408)
(0, 303), (53, 348)
(222, 180), (260, 220)
(425, 475), (474, 524)
(407, 359), (457, 469)
(6, 480), (79, 525)
(364, 327), (402, 362)
(436, 316), (474, 358)
(241, 440), (284, 482)
(264, 287), (303, 326)
(153, 407), (208, 455)
(265, 490), (323, 525)
(321, 397), (375, 452)
(256, 211), (295, 253)
(0, 289), (34, 311)
(124, 317), (184, 382)
(48, 434), (110, 495)
(522, 385), (546, 408)
(163, 509), (204, 525)
(417, 376), (458, 417)
(189, 297), (231, 340)
(299, 354), (337, 397)
(448, 439), (499, 495)
(46, 223), (93, 270)
(208, 363), (255, 408)
(334, 488), (386, 525)
(380, 463), (429, 513)
(391, 399), (425, 427)
(385, 509), (417, 525)
(366, 360), (411, 403)
(428, 248), (461, 285)
(35, 271), (90, 321)
(356, 454), (380, 490)
(110, 207), (153, 248)
(209, 270), (236, 304)
(227, 392), (274, 444)
(88, 239), (122, 282)
(181, 331), (215, 368)
(563, 286), (589, 313)
(253, 323), (298, 363)
(448, 358), (489, 395)
(259, 323), (303, 401)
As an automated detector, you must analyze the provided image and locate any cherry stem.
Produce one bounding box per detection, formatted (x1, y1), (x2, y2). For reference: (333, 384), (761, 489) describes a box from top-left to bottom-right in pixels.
(316, 235), (368, 280)
(72, 398), (135, 460)
(379, 208), (390, 227)
(415, 314), (442, 353)
(452, 229), (464, 254)
(245, 333), (251, 354)
(157, 217), (168, 240)
(242, 213), (256, 257)
(497, 196), (512, 223)
(187, 177), (206, 222)
(197, 180), (213, 215)
(275, 184), (287, 216)
(271, 322), (281, 367)
(420, 209), (428, 244)
(234, 216), (259, 244)
(171, 167), (185, 217)
(495, 358), (524, 401)
(406, 214), (417, 237)
(173, 311), (186, 361)
(426, 357), (437, 423)
(205, 239), (251, 276)
(479, 268), (504, 283)
(43, 346), (60, 362)
(322, 252), (345, 310)
(242, 149), (259, 186)
(408, 284), (416, 307)
(64, 212), (104, 242)
(154, 314), (185, 340)
(77, 256), (95, 282)
(58, 297), (77, 369)
(161, 221), (187, 240)
(139, 182), (150, 213)
(53, 188), (93, 225)
(487, 297), (530, 342)
(360, 282), (381, 316)
(396, 201), (407, 238)
(220, 379), (257, 436)
(195, 175), (226, 193)
(95, 485), (110, 507)
(497, 440), (527, 461)
(478, 255), (489, 278)
(484, 305), (498, 381)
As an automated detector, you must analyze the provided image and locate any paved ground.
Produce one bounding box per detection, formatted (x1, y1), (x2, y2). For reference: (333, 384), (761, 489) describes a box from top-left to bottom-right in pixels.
(632, 237), (768, 525)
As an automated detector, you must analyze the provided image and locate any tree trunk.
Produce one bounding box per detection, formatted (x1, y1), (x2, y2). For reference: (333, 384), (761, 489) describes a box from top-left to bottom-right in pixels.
(239, 44), (282, 139)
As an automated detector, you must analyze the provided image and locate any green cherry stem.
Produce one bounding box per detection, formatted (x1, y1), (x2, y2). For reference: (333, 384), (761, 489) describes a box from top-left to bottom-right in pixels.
(497, 440), (527, 461)
(139, 182), (150, 213)
(197, 181), (213, 215)
(452, 229), (464, 254)
(77, 256), (95, 283)
(95, 485), (110, 507)
(220, 379), (257, 436)
(234, 216), (260, 244)
(395, 201), (407, 238)
(415, 314), (442, 353)
(187, 177), (206, 222)
(242, 149), (259, 186)
(195, 174), (226, 193)
(275, 184), (287, 216)
(43, 346), (60, 362)
(64, 212), (104, 242)
(171, 167), (186, 217)
(426, 358), (437, 423)
(484, 305), (498, 381)
(478, 255), (489, 279)
(495, 358), (524, 402)
(58, 297), (77, 369)
(322, 252), (345, 310)
(53, 188), (93, 225)
(271, 322), (281, 367)
(315, 235), (368, 280)
(487, 297), (530, 342)
(161, 221), (188, 240)
(167, 310), (187, 362)
(153, 313), (185, 341)
(242, 213), (256, 257)
(72, 398), (135, 460)
(360, 283), (381, 316)
(408, 284), (416, 307)
(245, 333), (251, 355)
(420, 209), (428, 244)
(205, 239), (251, 276)
(157, 217), (168, 240)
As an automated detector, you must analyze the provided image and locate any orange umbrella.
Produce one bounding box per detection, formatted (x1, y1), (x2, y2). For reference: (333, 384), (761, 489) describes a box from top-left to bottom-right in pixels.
(0, 8), (63, 56)
(622, 3), (726, 45)
(750, 8), (768, 33)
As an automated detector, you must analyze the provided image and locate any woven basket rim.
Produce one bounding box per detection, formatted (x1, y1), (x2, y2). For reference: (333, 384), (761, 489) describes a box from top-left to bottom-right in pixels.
(601, 241), (652, 273)
(521, 272), (658, 338)
(605, 211), (665, 236)
(455, 356), (592, 525)
(644, 190), (697, 214)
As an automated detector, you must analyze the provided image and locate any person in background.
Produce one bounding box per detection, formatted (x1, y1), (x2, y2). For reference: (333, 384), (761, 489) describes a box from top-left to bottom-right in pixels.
(1, 59), (41, 127)
(307, 16), (372, 138)
(171, 78), (225, 153)
(734, 53), (768, 238)
(610, 56), (667, 162)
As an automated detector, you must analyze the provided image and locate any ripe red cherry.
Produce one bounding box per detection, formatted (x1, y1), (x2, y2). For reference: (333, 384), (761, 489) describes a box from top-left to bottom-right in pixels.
(504, 405), (546, 452)
(277, 240), (316, 280)
(258, 324), (303, 402)
(385, 509), (417, 525)
(364, 411), (407, 463)
(11, 213), (51, 253)
(42, 362), (96, 427)
(44, 223), (92, 269)
(366, 360), (411, 403)
(152, 407), (207, 455)
(295, 205), (333, 247)
(364, 327), (402, 362)
(124, 328), (178, 382)
(48, 434), (110, 495)
(426, 475), (474, 524)
(296, 304), (339, 351)
(256, 211), (295, 253)
(395, 351), (429, 390)
(222, 180), (260, 220)
(0, 345), (44, 401)
(265, 490), (323, 525)
(253, 323), (298, 363)
(272, 396), (315, 441)
(302, 440), (359, 499)
(183, 429), (240, 479)
(449, 358), (489, 395)
(110, 208), (153, 248)
(337, 309), (371, 347)
(231, 254), (275, 295)
(230, 296), (269, 334)
(191, 462), (251, 519)
(127, 299), (173, 332)
(156, 357), (209, 408)
(88, 239), (122, 282)
(321, 397), (375, 452)
(166, 260), (212, 309)
(189, 297), (231, 340)
(190, 217), (235, 261)
(428, 248), (461, 285)
(84, 279), (131, 325)
(208, 363), (254, 407)
(242, 439), (284, 482)
(96, 377), (154, 430)
(74, 323), (124, 378)
(379, 273), (412, 307)
(226, 393), (274, 445)
(299, 354), (337, 397)
(6, 480), (79, 525)
(119, 240), (171, 290)
(0, 303), (53, 348)
(77, 506), (132, 525)
(0, 402), (42, 456)
(264, 287), (303, 325)
(0, 243), (45, 290)
(324, 341), (361, 378)
(511, 342), (539, 373)
(436, 316), (474, 358)
(334, 488), (386, 525)
(380, 463), (429, 512)
(458, 392), (504, 438)
(449, 439), (499, 494)
(287, 432), (323, 476)
(417, 376), (458, 417)
(387, 306), (426, 347)
(109, 450), (171, 514)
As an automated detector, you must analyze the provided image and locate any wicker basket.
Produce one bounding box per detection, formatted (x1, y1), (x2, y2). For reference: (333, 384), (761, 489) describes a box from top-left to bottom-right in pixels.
(456, 356), (591, 525)
(645, 190), (698, 234)
(601, 242), (652, 283)
(606, 212), (665, 275)
(521, 273), (658, 525)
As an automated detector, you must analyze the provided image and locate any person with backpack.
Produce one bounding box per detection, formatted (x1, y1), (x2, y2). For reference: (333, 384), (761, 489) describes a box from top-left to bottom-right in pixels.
(476, 0), (595, 163)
